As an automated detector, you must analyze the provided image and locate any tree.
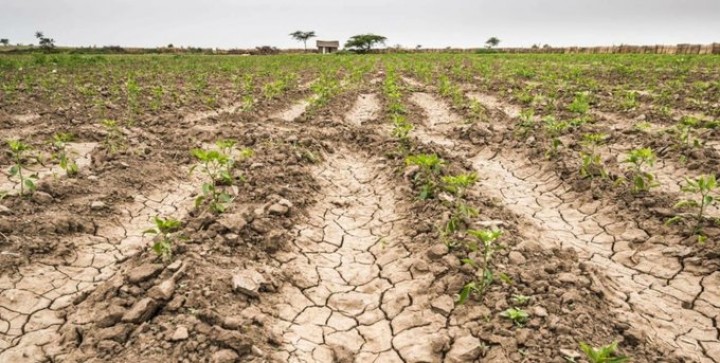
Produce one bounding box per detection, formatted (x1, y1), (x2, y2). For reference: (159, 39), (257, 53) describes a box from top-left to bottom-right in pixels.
(344, 34), (387, 53)
(35, 31), (55, 49)
(486, 37), (500, 48)
(289, 31), (316, 52)
(0, 39), (9, 47)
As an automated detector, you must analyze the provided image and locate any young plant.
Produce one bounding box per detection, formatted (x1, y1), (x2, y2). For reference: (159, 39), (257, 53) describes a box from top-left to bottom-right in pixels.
(51, 132), (78, 177)
(579, 133), (607, 179)
(457, 228), (503, 304)
(7, 139), (37, 195)
(543, 116), (569, 158)
(100, 119), (125, 154)
(622, 148), (658, 193)
(405, 154), (445, 200)
(514, 109), (536, 139)
(674, 117), (705, 157)
(467, 99), (486, 122)
(190, 143), (251, 213)
(391, 114), (414, 149)
(568, 92), (590, 115)
(620, 91), (638, 111)
(441, 172), (479, 235)
(667, 174), (718, 241)
(143, 216), (182, 261)
(500, 307), (529, 326)
(578, 341), (630, 363)
(511, 294), (530, 306)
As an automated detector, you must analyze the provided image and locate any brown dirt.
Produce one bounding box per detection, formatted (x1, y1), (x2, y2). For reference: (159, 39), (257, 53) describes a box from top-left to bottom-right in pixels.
(407, 85), (719, 362)
(0, 67), (715, 363)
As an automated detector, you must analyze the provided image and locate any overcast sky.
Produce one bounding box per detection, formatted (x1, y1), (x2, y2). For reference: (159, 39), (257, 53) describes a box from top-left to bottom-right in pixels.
(2, 0), (719, 49)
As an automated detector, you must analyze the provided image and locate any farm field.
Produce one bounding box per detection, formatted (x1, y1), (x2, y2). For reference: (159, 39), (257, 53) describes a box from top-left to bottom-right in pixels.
(0, 52), (720, 362)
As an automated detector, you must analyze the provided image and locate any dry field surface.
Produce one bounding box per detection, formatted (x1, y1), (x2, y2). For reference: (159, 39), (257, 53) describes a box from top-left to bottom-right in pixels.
(1, 53), (720, 362)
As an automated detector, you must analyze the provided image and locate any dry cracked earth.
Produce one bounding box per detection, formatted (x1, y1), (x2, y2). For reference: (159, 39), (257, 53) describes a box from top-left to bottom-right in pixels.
(1, 73), (719, 363)
(0, 169), (197, 360)
(269, 152), (462, 363)
(405, 85), (720, 362)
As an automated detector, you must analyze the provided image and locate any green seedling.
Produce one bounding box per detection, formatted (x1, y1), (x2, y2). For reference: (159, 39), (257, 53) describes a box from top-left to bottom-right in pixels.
(579, 133), (607, 179)
(457, 228), (503, 304)
(568, 92), (590, 115)
(100, 119), (125, 154)
(241, 94), (254, 112)
(514, 109), (536, 139)
(7, 139), (37, 195)
(500, 307), (529, 326)
(511, 294), (530, 306)
(441, 172), (479, 234)
(543, 116), (569, 158)
(620, 91), (638, 111)
(190, 143), (251, 213)
(405, 154), (445, 200)
(633, 121), (652, 133)
(391, 114), (414, 148)
(468, 99), (486, 122)
(578, 341), (630, 363)
(143, 216), (182, 261)
(51, 132), (78, 177)
(675, 117), (705, 154)
(667, 174), (718, 241)
(622, 148), (658, 193)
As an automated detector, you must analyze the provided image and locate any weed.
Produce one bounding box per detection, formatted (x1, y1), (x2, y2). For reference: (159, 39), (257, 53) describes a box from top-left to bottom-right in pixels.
(100, 119), (125, 154)
(468, 100), (486, 122)
(622, 148), (657, 193)
(511, 294), (530, 306)
(457, 228), (503, 304)
(190, 142), (251, 213)
(667, 174), (718, 241)
(620, 91), (638, 111)
(568, 92), (590, 114)
(674, 117), (705, 155)
(7, 139), (37, 195)
(51, 132), (78, 177)
(633, 121), (652, 133)
(514, 109), (536, 139)
(441, 172), (479, 234)
(543, 116), (569, 158)
(579, 133), (607, 179)
(143, 216), (182, 261)
(578, 342), (630, 363)
(391, 114), (414, 149)
(405, 154), (445, 200)
(500, 307), (529, 326)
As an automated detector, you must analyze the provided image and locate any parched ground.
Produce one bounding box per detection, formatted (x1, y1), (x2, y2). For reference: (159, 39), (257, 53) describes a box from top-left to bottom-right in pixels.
(0, 54), (719, 363)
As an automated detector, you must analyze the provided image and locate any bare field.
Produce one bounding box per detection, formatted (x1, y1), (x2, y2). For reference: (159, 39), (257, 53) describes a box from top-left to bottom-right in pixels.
(1, 53), (719, 362)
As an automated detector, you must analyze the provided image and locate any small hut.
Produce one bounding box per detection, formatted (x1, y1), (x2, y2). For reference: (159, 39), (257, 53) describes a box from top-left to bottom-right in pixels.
(316, 40), (339, 54)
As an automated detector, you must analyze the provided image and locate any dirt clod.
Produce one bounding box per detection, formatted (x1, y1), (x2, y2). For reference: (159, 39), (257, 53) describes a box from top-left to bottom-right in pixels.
(232, 269), (266, 297)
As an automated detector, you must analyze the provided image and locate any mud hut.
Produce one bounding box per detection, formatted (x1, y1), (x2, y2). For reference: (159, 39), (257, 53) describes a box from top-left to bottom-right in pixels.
(316, 40), (339, 54)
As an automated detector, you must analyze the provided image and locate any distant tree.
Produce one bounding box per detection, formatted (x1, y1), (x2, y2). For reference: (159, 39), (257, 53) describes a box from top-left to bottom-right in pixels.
(35, 31), (55, 49)
(485, 37), (500, 48)
(344, 34), (387, 53)
(543, 44), (552, 49)
(167, 43), (174, 48)
(289, 31), (317, 52)
(0, 39), (9, 47)
(416, 44), (422, 49)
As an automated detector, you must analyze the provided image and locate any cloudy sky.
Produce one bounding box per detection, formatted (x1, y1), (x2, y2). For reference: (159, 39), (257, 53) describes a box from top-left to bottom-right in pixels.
(2, 0), (719, 49)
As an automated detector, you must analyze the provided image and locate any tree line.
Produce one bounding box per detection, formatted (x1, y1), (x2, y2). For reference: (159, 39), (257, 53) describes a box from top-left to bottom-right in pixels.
(1, 30), (501, 53)
(290, 30), (501, 53)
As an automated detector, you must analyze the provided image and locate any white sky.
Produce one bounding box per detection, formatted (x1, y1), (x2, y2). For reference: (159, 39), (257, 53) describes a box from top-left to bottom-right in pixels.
(2, 0), (719, 49)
